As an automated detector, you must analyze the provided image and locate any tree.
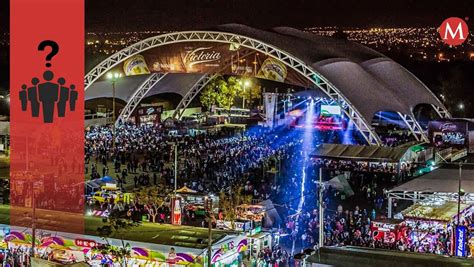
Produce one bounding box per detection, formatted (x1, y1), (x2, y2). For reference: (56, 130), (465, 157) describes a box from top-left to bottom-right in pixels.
(134, 185), (166, 223)
(239, 78), (262, 108)
(200, 76), (225, 111)
(201, 75), (261, 111)
(218, 185), (253, 230)
(217, 76), (240, 110)
(96, 209), (140, 266)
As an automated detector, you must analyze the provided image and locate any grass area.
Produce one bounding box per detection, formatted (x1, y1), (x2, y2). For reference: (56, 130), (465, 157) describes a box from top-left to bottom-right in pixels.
(0, 205), (229, 249)
(0, 155), (231, 249)
(84, 216), (227, 249)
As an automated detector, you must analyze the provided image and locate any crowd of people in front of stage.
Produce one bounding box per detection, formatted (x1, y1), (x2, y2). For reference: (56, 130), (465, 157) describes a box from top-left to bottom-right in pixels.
(84, 123), (303, 218)
(83, 121), (467, 262)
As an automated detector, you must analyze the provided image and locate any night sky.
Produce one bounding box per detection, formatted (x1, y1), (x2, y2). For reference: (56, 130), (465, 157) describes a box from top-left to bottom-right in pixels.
(1, 0), (474, 116)
(1, 0), (473, 33)
(84, 0), (474, 31)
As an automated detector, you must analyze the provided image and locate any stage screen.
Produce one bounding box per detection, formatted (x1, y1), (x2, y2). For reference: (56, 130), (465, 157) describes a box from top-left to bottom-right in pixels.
(428, 120), (468, 147)
(320, 105), (341, 117)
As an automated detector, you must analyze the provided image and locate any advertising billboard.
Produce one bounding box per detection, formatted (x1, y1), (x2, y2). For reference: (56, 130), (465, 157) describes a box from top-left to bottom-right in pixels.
(110, 42), (311, 87)
(134, 105), (163, 125)
(123, 54), (151, 76)
(455, 225), (467, 257)
(171, 197), (182, 225)
(428, 120), (468, 147)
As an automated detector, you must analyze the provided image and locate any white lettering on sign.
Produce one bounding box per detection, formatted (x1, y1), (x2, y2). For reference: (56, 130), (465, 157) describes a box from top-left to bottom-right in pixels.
(184, 47), (221, 67)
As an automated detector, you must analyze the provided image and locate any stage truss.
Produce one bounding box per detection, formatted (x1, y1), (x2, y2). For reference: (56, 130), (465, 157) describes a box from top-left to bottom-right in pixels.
(84, 31), (382, 145)
(85, 31), (452, 145)
(398, 112), (429, 143)
(172, 74), (216, 120)
(116, 73), (167, 125)
(386, 191), (474, 218)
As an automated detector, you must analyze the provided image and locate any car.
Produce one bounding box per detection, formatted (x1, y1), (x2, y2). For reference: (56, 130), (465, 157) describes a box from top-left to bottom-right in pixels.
(90, 190), (124, 205)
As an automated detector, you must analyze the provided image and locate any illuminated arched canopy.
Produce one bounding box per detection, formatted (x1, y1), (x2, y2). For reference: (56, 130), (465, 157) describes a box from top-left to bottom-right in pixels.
(85, 24), (450, 145)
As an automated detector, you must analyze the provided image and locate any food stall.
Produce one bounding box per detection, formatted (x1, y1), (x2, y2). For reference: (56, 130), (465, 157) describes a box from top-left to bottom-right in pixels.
(370, 218), (409, 244)
(86, 180), (133, 215)
(402, 201), (472, 224)
(401, 201), (472, 252)
(210, 235), (248, 267)
(248, 231), (272, 259)
(235, 204), (265, 222)
(176, 186), (219, 216)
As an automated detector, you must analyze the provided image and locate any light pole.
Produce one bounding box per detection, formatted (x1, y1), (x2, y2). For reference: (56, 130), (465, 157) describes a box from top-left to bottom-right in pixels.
(205, 196), (213, 267)
(174, 144), (178, 193)
(31, 182), (36, 259)
(318, 167), (324, 249)
(167, 141), (183, 194)
(106, 72), (122, 150)
(457, 162), (462, 226)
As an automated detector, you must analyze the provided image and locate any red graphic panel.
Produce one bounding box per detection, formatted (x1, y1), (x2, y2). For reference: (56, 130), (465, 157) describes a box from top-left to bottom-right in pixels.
(10, 0), (84, 234)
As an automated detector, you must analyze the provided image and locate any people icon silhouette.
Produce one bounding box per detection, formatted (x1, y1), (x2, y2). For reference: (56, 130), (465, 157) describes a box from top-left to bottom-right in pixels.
(28, 78), (41, 117)
(69, 84), (78, 111)
(57, 77), (69, 117)
(19, 85), (28, 111)
(38, 71), (59, 123)
(20, 70), (77, 122)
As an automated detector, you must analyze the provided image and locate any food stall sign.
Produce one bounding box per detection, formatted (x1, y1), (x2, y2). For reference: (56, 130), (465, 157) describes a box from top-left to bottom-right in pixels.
(372, 222), (396, 231)
(455, 226), (467, 257)
(104, 183), (117, 189)
(75, 238), (98, 248)
(250, 226), (262, 235)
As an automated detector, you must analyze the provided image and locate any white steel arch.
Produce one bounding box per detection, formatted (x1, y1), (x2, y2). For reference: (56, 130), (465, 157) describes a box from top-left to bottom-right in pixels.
(398, 112), (429, 143)
(172, 74), (216, 120)
(85, 31), (382, 145)
(116, 73), (167, 125)
(431, 104), (451, 119)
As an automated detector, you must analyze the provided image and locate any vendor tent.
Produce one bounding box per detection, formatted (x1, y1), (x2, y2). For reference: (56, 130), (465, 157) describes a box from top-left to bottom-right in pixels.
(310, 142), (419, 162)
(402, 201), (471, 222)
(388, 168), (474, 194)
(176, 186), (197, 193)
(386, 166), (474, 218)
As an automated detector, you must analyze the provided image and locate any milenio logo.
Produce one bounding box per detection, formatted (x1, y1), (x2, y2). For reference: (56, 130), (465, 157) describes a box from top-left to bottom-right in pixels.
(439, 17), (469, 46)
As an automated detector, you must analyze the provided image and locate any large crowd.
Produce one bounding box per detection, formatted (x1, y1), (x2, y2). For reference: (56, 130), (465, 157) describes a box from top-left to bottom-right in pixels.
(83, 121), (470, 264)
(85, 123), (300, 198)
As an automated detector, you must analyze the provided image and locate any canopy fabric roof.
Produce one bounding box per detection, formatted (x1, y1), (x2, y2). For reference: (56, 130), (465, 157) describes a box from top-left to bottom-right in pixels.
(176, 186), (197, 193)
(402, 201), (471, 222)
(86, 24), (445, 123)
(215, 24), (444, 121)
(388, 168), (474, 194)
(85, 73), (205, 102)
(310, 143), (409, 162)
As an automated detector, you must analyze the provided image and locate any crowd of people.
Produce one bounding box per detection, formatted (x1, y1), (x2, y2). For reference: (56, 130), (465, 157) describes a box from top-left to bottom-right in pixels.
(255, 246), (290, 266)
(314, 159), (415, 176)
(83, 121), (470, 264)
(0, 247), (31, 267)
